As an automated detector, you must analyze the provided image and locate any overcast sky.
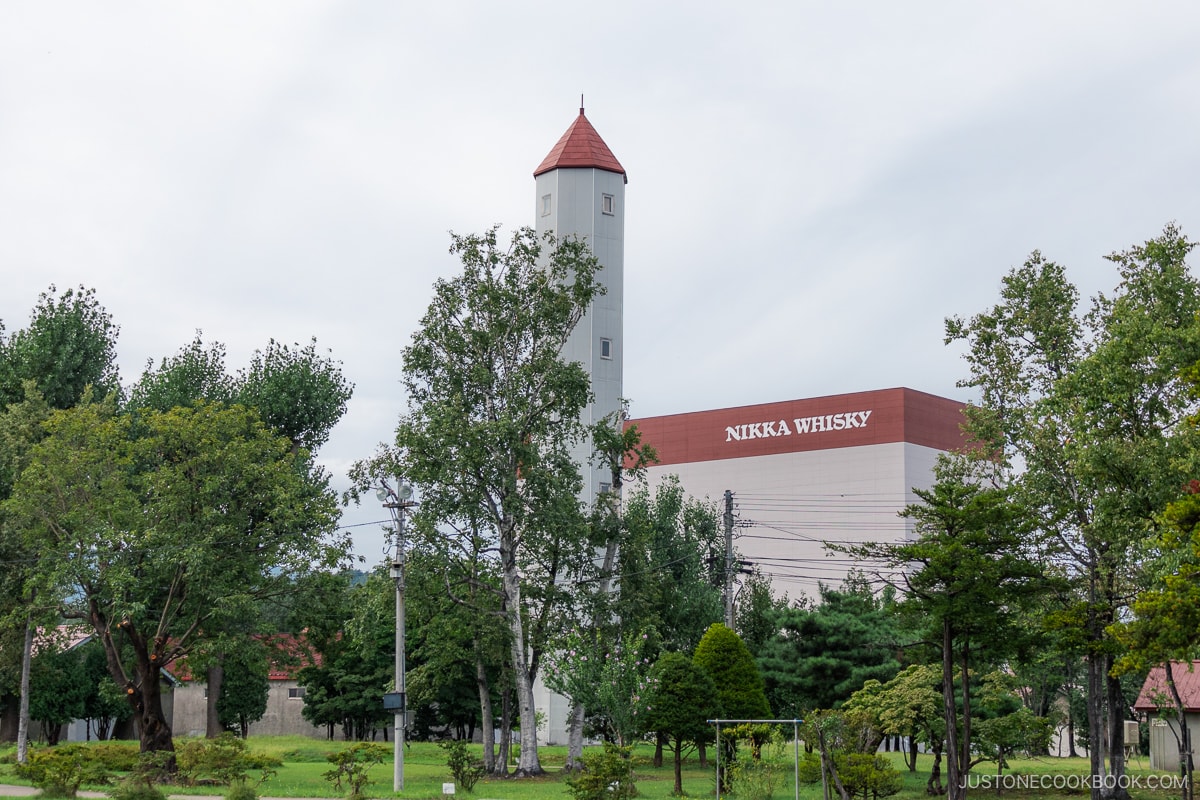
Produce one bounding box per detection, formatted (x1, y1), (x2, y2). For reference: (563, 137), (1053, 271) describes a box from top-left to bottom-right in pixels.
(3, 2), (1199, 564)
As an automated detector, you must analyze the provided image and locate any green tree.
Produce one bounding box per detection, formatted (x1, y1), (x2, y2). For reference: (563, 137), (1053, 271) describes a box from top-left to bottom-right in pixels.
(757, 574), (899, 715)
(78, 639), (130, 741)
(216, 644), (269, 738)
(299, 570), (396, 741)
(643, 651), (719, 794)
(840, 454), (1043, 800)
(847, 663), (943, 776)
(1112, 482), (1200, 799)
(235, 338), (353, 453)
(693, 623), (770, 722)
(28, 644), (89, 745)
(945, 223), (1200, 800)
(127, 334), (234, 412)
(382, 226), (603, 776)
(1, 285), (120, 760)
(734, 572), (788, 658)
(612, 479), (725, 653)
(0, 285), (120, 410)
(693, 623), (770, 790)
(6, 400), (346, 761)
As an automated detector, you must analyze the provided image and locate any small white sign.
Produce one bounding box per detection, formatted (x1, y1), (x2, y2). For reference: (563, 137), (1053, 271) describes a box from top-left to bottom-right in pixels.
(443, 783), (456, 795)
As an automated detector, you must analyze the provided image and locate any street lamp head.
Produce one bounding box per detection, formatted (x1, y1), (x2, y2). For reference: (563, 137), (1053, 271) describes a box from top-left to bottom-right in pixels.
(375, 487), (390, 503)
(397, 483), (414, 502)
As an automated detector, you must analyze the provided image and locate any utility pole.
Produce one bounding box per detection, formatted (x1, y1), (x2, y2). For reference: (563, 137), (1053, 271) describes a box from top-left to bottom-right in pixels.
(724, 489), (734, 628)
(379, 480), (414, 793)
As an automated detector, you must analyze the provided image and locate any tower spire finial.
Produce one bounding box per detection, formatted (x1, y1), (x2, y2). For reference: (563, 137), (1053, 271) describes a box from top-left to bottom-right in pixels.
(580, 93), (584, 115)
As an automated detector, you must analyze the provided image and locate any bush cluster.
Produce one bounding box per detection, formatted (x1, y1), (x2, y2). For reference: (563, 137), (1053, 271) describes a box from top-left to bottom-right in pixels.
(439, 738), (485, 792)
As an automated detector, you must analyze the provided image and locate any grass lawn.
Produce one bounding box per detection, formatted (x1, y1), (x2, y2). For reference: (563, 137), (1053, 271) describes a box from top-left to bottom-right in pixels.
(0, 737), (1189, 800)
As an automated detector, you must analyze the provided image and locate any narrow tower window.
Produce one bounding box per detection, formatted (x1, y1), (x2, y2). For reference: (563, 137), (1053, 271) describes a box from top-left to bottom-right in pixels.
(601, 193), (614, 215)
(600, 338), (613, 360)
(541, 194), (552, 216)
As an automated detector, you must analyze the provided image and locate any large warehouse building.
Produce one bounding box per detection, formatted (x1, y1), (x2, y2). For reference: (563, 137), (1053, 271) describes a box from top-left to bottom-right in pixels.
(630, 387), (967, 600)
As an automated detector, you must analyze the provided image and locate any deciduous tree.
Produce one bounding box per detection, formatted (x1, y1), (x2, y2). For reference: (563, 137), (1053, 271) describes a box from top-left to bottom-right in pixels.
(6, 400), (346, 761)
(945, 223), (1200, 800)
(386, 226), (603, 776)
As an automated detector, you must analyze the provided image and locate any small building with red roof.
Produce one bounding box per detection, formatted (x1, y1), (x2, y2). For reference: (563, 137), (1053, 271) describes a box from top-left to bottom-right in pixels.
(1133, 661), (1200, 771)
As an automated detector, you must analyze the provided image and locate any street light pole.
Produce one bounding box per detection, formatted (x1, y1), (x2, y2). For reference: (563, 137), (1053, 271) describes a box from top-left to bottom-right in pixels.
(379, 480), (414, 793)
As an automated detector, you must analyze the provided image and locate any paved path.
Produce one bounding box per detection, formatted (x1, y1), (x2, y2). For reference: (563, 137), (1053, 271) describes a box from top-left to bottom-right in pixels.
(0, 788), (320, 800)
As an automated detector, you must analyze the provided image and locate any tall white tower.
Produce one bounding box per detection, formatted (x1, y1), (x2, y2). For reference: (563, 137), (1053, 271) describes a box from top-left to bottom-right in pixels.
(531, 106), (626, 745)
(533, 105), (626, 499)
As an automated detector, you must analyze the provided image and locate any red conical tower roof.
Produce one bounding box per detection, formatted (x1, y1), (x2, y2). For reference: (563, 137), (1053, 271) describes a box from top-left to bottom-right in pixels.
(534, 105), (627, 183)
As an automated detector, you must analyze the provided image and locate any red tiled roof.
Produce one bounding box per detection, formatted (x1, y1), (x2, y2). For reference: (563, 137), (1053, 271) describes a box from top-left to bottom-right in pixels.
(533, 107), (626, 182)
(1134, 662), (1200, 712)
(173, 633), (322, 683)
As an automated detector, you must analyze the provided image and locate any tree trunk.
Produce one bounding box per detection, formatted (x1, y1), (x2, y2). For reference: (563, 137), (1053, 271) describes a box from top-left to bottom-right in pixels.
(655, 731), (665, 768)
(565, 700), (585, 771)
(1104, 660), (1130, 800)
(475, 650), (496, 774)
(1089, 638), (1104, 800)
(1163, 662), (1192, 800)
(942, 618), (965, 800)
(927, 737), (944, 795)
(206, 662), (224, 737)
(501, 533), (543, 776)
(908, 735), (919, 772)
(496, 688), (512, 776)
(673, 737), (684, 795)
(16, 612), (34, 764)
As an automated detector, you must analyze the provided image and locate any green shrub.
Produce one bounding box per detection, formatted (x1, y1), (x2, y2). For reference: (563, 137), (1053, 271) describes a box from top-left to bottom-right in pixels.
(566, 743), (637, 800)
(322, 742), (384, 800)
(728, 754), (782, 800)
(106, 777), (167, 800)
(13, 744), (111, 798)
(86, 743), (140, 773)
(797, 751), (900, 799)
(439, 739), (485, 793)
(175, 734), (280, 787)
(224, 779), (260, 800)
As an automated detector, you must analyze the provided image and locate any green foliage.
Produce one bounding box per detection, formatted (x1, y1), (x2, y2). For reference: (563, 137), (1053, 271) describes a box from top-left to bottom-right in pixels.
(175, 733), (281, 787)
(693, 623), (770, 721)
(13, 743), (112, 798)
(727, 740), (787, 800)
(0, 284), (121, 410)
(106, 778), (167, 800)
(217, 646), (270, 738)
(108, 751), (174, 800)
(845, 664), (942, 770)
(565, 743), (637, 800)
(127, 334), (234, 412)
(642, 651), (718, 794)
(7, 399), (347, 755)
(757, 573), (899, 715)
(298, 571), (395, 741)
(380, 225), (606, 775)
(800, 712), (902, 800)
(614, 480), (725, 655)
(835, 753), (902, 800)
(80, 742), (140, 773)
(733, 573), (788, 658)
(543, 628), (656, 746)
(235, 337), (353, 453)
(29, 644), (90, 744)
(322, 742), (384, 800)
(224, 780), (260, 800)
(946, 223), (1200, 789)
(439, 739), (485, 792)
